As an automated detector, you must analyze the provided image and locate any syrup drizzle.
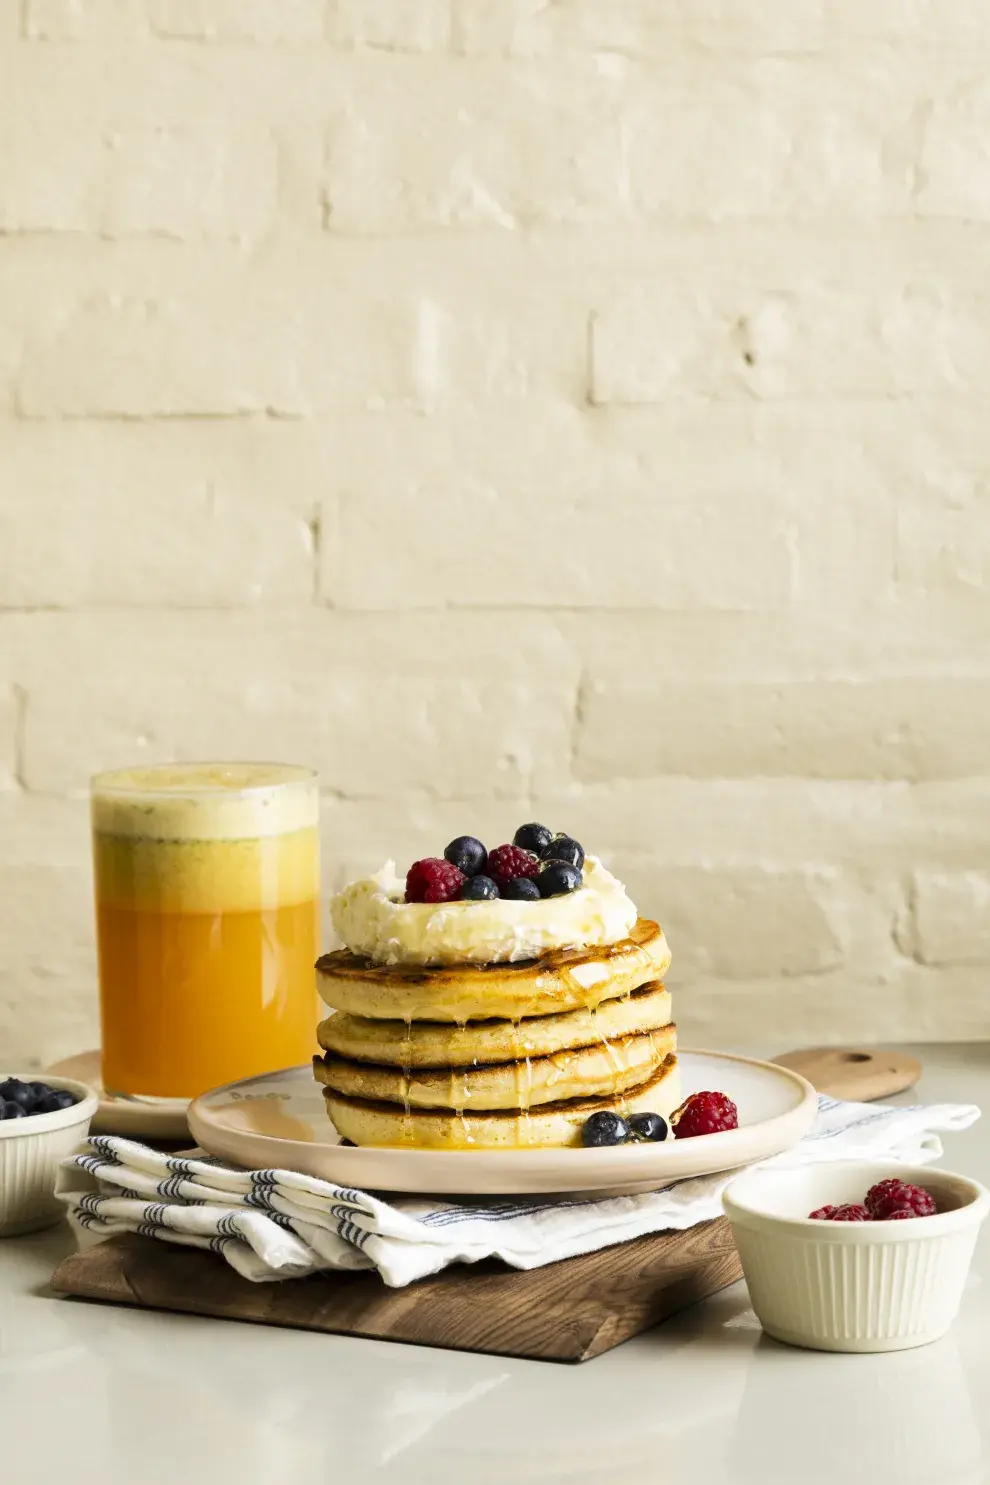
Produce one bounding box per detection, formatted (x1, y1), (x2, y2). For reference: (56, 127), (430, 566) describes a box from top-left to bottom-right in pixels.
(399, 1014), (413, 1145)
(344, 931), (662, 1149)
(453, 1066), (471, 1147)
(593, 1004), (624, 1084)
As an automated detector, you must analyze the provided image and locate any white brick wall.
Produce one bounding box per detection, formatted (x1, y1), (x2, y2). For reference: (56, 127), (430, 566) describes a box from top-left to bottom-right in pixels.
(0, 116), (277, 238)
(3, 1), (990, 1067)
(24, 0), (328, 41)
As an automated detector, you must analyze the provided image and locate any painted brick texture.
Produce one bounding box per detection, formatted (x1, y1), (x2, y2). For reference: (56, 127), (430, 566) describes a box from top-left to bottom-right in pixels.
(2, 2), (990, 1066)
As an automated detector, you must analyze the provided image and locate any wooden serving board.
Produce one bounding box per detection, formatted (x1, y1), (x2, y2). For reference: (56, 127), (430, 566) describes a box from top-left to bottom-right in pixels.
(773, 1047), (922, 1103)
(51, 1219), (741, 1364)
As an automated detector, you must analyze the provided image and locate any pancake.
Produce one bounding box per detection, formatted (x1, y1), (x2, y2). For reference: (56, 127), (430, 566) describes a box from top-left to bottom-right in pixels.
(318, 980), (672, 1068)
(323, 1054), (681, 1149)
(315, 1024), (676, 1112)
(316, 917), (670, 1023)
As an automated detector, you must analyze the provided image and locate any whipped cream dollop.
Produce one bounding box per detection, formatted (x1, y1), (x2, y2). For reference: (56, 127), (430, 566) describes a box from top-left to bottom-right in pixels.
(331, 856), (638, 966)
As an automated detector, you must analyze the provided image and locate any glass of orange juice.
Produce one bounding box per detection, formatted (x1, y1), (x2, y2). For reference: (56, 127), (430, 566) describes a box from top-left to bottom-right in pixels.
(91, 762), (320, 1100)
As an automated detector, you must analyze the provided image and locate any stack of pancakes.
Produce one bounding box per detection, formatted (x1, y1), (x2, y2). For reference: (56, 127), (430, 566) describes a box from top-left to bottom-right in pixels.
(314, 918), (679, 1149)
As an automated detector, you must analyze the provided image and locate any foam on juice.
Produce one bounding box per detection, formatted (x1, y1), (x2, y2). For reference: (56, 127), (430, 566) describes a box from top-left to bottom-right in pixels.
(92, 763), (320, 1099)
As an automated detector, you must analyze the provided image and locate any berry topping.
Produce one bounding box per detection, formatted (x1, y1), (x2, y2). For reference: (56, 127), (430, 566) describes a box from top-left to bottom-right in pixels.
(486, 844), (540, 888)
(513, 823), (554, 856)
(444, 836), (488, 877)
(830, 1204), (871, 1222)
(459, 874), (500, 901)
(628, 1111), (668, 1143)
(671, 1091), (739, 1139)
(0, 1101), (26, 1119)
(884, 1208), (917, 1220)
(581, 1111), (630, 1148)
(537, 862), (583, 898)
(865, 1179), (936, 1220)
(808, 1205), (840, 1221)
(503, 876), (541, 901)
(405, 858), (466, 904)
(542, 834), (585, 870)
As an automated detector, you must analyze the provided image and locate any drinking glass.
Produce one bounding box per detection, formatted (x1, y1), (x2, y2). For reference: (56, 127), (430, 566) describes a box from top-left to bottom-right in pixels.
(91, 762), (319, 1099)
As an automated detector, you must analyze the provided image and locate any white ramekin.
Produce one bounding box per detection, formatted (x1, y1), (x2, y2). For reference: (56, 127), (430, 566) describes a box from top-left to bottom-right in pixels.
(723, 1160), (990, 1353)
(0, 1073), (99, 1236)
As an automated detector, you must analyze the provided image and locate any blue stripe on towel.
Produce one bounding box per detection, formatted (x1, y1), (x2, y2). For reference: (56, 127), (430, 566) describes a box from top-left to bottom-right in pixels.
(156, 1172), (189, 1199)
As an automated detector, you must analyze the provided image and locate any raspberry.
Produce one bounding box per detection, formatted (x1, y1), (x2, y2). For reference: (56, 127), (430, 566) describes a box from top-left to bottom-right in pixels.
(486, 844), (540, 888)
(671, 1091), (738, 1139)
(865, 1179), (936, 1220)
(884, 1208), (917, 1220)
(405, 858), (465, 904)
(830, 1204), (871, 1222)
(808, 1205), (840, 1221)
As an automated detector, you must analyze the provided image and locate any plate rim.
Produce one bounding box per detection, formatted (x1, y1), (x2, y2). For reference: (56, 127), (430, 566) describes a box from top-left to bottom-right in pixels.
(188, 1049), (818, 1196)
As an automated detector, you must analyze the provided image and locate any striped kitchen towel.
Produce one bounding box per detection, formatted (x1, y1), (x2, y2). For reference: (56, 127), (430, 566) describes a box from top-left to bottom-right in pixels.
(60, 1095), (979, 1289)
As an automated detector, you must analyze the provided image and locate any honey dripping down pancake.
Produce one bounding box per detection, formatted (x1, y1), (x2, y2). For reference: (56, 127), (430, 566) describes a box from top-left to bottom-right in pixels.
(315, 1024), (677, 1112)
(316, 918), (670, 1023)
(321, 835), (676, 1149)
(318, 980), (672, 1068)
(323, 1055), (681, 1150)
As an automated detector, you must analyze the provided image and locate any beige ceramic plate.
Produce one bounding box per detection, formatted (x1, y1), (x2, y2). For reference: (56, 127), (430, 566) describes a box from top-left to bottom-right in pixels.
(188, 1050), (818, 1197)
(45, 1051), (190, 1140)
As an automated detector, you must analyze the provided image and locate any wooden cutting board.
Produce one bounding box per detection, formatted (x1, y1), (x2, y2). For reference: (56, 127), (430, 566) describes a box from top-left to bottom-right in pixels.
(51, 1219), (741, 1364)
(773, 1047), (922, 1103)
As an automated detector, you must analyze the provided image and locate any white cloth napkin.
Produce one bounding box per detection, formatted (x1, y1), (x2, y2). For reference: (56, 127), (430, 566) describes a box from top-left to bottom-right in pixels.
(60, 1095), (979, 1289)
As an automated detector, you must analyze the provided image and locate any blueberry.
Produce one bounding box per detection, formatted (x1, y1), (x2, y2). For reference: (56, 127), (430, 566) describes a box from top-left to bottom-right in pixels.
(35, 1090), (77, 1114)
(629, 1111), (668, 1143)
(542, 835), (585, 870)
(459, 874), (500, 901)
(581, 1111), (630, 1148)
(513, 823), (553, 856)
(27, 1081), (52, 1102)
(537, 862), (583, 898)
(0, 1101), (27, 1120)
(444, 836), (487, 877)
(0, 1078), (35, 1112)
(503, 876), (541, 901)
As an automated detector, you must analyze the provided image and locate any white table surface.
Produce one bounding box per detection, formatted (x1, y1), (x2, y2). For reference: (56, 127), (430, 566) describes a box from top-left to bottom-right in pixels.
(2, 1043), (988, 1485)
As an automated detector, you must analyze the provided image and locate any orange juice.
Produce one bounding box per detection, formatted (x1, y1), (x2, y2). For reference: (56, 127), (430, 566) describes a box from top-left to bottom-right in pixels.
(92, 763), (320, 1099)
